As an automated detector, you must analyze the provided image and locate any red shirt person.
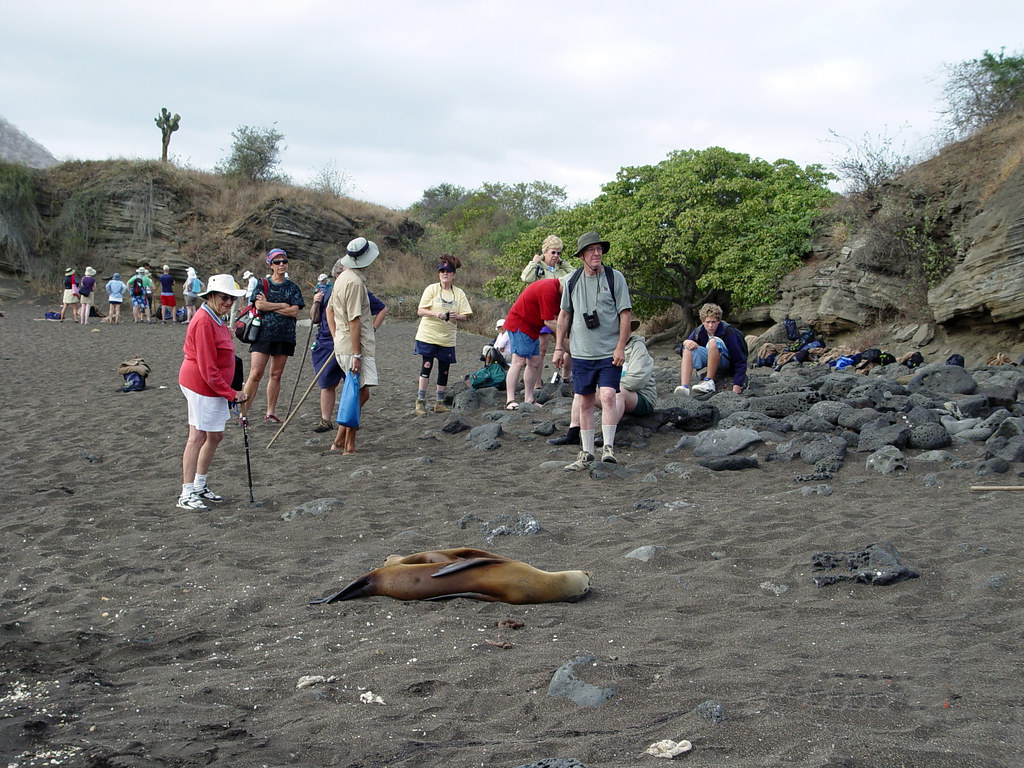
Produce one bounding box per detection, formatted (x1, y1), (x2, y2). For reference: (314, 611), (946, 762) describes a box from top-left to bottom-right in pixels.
(502, 278), (563, 409)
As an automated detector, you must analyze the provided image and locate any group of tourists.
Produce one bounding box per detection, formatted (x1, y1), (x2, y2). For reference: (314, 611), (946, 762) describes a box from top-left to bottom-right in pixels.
(60, 264), (205, 325)
(173, 231), (749, 510)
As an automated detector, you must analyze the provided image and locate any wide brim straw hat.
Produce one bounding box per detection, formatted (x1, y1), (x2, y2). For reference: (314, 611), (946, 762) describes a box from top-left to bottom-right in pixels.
(85, 266), (97, 277)
(65, 267), (75, 276)
(199, 274), (246, 298)
(340, 237), (379, 269)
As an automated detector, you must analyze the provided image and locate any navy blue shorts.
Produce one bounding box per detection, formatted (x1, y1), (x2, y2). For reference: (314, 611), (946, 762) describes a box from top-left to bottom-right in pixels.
(571, 357), (621, 395)
(414, 340), (457, 364)
(311, 341), (344, 389)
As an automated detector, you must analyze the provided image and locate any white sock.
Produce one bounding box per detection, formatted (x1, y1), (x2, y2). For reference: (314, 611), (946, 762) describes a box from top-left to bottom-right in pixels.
(193, 474), (208, 491)
(602, 424), (617, 449)
(181, 483), (193, 499)
(581, 429), (596, 455)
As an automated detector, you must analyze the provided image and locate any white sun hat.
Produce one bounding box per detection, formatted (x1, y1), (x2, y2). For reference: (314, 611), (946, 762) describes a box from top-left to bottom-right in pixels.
(199, 274), (246, 298)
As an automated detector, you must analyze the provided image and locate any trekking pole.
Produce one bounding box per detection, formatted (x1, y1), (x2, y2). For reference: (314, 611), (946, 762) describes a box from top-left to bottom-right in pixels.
(231, 403), (260, 506)
(285, 320), (315, 416)
(267, 355), (335, 449)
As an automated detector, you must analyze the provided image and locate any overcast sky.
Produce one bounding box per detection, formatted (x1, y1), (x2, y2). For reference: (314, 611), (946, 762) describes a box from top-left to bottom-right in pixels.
(2, 1), (1021, 209)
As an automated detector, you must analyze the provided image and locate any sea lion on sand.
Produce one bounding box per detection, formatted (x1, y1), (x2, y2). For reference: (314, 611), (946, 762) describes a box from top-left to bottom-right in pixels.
(309, 548), (590, 605)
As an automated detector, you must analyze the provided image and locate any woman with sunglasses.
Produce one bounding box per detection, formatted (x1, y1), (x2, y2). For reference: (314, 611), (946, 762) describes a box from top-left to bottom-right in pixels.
(177, 275), (248, 511)
(239, 248), (305, 424)
(413, 255), (472, 414)
(520, 235), (573, 383)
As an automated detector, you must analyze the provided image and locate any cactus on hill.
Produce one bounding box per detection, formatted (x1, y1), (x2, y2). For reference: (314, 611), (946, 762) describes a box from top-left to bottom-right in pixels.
(154, 107), (181, 163)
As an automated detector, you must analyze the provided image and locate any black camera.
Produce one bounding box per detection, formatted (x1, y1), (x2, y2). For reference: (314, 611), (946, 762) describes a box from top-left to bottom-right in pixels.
(534, 264), (545, 279)
(583, 310), (600, 329)
(443, 311), (451, 322)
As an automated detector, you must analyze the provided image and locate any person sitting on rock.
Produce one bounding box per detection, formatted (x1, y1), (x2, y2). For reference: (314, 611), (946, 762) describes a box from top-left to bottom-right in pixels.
(675, 303), (747, 396)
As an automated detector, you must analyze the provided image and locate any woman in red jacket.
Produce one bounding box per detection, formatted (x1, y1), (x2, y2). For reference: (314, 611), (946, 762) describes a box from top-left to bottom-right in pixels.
(177, 274), (247, 511)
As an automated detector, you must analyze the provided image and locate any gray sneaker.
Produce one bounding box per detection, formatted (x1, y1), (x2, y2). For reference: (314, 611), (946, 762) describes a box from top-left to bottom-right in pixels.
(673, 385), (690, 396)
(564, 451), (595, 472)
(600, 445), (617, 464)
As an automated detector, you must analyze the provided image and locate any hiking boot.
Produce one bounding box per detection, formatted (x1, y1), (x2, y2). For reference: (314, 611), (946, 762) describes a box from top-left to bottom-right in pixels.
(692, 378), (716, 394)
(312, 417), (333, 433)
(415, 398), (427, 415)
(600, 445), (617, 464)
(434, 401), (451, 413)
(547, 426), (581, 446)
(193, 487), (223, 503)
(563, 451), (594, 472)
(176, 493), (209, 511)
(673, 385), (690, 396)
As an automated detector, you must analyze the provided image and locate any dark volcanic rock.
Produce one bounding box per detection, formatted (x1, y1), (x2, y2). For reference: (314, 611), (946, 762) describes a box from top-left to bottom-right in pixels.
(908, 422), (952, 450)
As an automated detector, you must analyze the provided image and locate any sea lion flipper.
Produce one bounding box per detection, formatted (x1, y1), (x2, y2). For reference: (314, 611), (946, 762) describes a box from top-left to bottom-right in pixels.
(309, 575), (372, 605)
(431, 557), (505, 578)
(424, 592), (498, 602)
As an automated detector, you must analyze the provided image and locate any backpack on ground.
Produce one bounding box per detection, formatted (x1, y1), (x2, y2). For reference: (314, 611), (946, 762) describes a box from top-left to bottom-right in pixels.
(117, 358), (151, 393)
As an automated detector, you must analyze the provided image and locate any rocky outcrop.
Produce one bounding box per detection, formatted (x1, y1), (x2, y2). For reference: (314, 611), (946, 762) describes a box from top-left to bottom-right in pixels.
(737, 112), (1024, 360)
(928, 159), (1024, 324)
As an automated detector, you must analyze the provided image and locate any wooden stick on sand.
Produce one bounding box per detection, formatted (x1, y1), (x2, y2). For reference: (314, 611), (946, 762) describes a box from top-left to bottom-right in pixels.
(970, 486), (1024, 492)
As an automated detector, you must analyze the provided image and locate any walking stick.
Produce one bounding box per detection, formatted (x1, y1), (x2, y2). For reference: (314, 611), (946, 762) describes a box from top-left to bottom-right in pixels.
(285, 320), (315, 416)
(267, 355), (335, 449)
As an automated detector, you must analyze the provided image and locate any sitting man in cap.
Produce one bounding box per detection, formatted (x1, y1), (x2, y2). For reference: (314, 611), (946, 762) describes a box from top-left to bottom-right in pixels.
(552, 231), (632, 470)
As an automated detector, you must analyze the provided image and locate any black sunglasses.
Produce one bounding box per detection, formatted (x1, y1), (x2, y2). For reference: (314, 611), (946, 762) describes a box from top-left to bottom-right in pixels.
(272, 259), (288, 265)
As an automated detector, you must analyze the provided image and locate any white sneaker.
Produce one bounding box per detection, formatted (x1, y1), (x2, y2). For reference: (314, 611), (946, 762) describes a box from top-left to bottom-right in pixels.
(692, 379), (716, 394)
(193, 487), (223, 503)
(673, 385), (690, 396)
(176, 493), (209, 511)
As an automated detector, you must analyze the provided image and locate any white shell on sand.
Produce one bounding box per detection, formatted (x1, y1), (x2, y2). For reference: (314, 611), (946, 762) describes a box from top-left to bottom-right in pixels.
(644, 738), (693, 758)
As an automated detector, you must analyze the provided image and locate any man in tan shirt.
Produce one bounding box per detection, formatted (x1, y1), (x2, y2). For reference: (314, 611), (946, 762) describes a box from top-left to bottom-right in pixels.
(327, 237), (380, 454)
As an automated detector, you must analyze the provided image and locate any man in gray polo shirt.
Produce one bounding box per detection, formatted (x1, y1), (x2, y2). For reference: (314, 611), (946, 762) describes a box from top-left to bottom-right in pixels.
(552, 231), (632, 470)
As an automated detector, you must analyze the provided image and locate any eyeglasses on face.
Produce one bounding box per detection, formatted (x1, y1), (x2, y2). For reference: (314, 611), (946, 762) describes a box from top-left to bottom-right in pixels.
(272, 259), (288, 265)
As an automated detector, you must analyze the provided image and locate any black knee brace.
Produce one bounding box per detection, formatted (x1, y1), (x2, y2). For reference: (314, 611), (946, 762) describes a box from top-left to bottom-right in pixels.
(420, 358), (434, 379)
(436, 360), (451, 387)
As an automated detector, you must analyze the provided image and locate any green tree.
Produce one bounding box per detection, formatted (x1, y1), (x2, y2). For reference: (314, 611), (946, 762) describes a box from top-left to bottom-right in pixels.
(154, 107), (180, 163)
(216, 124), (286, 182)
(490, 148), (835, 332)
(941, 48), (1024, 139)
(409, 180), (567, 261)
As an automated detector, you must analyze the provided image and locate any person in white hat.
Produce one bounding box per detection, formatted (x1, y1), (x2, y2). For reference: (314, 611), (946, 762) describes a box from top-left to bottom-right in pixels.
(126, 268), (154, 323)
(60, 267), (78, 322)
(327, 236), (381, 453)
(77, 266), (98, 325)
(182, 267), (203, 323)
(177, 274), (248, 511)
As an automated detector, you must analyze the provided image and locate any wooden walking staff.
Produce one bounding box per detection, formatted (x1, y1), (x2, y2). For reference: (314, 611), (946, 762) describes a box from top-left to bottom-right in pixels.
(267, 355), (335, 449)
(970, 486), (1024, 492)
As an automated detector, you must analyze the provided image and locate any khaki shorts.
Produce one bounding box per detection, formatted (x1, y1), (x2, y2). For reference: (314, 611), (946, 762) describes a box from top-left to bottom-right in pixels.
(335, 354), (378, 387)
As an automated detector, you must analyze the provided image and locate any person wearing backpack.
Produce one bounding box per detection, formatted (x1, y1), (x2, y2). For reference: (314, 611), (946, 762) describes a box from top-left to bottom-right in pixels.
(675, 303), (747, 396)
(182, 267), (203, 323)
(77, 266), (97, 325)
(126, 268), (153, 323)
(551, 231), (633, 470)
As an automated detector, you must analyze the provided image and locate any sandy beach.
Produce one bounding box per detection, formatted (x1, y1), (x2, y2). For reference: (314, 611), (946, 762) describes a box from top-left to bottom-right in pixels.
(1, 292), (1022, 768)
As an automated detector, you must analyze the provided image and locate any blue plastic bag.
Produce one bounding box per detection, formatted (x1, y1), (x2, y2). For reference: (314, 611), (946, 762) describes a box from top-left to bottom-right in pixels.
(336, 370), (360, 428)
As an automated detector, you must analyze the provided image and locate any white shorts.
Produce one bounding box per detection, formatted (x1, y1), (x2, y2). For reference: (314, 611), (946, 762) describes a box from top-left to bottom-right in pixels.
(334, 354), (378, 386)
(180, 385), (231, 432)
